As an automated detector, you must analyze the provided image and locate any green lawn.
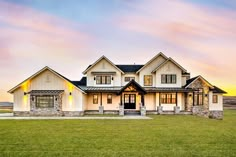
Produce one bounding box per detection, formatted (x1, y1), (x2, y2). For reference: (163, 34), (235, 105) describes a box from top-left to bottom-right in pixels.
(0, 110), (235, 157)
(0, 109), (12, 113)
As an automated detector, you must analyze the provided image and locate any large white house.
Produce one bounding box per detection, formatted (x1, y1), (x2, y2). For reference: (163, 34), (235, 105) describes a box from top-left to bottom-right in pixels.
(8, 53), (226, 119)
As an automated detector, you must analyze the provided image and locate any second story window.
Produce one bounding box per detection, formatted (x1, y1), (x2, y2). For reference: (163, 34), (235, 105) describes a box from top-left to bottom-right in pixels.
(96, 76), (111, 84)
(144, 75), (153, 86)
(161, 74), (176, 84)
(125, 77), (135, 82)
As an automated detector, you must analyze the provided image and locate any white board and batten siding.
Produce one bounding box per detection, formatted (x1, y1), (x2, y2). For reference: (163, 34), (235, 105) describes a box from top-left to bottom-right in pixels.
(13, 69), (85, 112)
(139, 55), (166, 87)
(86, 59), (122, 87)
(156, 61), (182, 88)
(209, 91), (223, 111)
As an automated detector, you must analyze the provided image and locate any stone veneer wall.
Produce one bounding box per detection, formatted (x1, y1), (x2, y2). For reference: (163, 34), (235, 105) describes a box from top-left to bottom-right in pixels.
(188, 78), (210, 112)
(192, 106), (223, 120)
(29, 95), (63, 116)
(186, 92), (193, 111)
(209, 111), (223, 120)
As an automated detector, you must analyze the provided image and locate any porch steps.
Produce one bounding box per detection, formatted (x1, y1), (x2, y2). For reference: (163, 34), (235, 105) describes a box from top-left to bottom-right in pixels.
(124, 110), (140, 116)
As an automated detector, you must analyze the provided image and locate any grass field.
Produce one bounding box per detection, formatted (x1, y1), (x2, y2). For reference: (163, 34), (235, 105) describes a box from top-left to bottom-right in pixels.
(0, 109), (12, 113)
(0, 110), (235, 157)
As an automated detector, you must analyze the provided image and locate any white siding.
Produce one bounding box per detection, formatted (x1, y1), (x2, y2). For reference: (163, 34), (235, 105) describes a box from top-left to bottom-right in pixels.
(121, 74), (139, 86)
(145, 93), (156, 110)
(13, 69), (84, 112)
(209, 92), (223, 111)
(156, 62), (182, 88)
(139, 55), (166, 86)
(161, 93), (184, 111)
(86, 59), (122, 87)
(86, 93), (120, 110)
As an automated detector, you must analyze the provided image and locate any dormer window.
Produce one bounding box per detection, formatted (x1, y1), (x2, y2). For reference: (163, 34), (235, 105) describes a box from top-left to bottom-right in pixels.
(96, 76), (111, 84)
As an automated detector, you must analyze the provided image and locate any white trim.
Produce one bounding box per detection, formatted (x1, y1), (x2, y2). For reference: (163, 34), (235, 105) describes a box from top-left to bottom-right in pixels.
(82, 55), (124, 74)
(136, 52), (168, 74)
(8, 66), (86, 94)
(185, 75), (214, 89)
(152, 57), (187, 73)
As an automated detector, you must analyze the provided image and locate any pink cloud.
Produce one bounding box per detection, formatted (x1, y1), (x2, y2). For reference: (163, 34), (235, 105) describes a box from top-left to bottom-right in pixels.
(116, 0), (236, 95)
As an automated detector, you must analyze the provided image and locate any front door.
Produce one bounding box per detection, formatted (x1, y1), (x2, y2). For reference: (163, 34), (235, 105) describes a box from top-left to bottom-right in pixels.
(124, 94), (136, 109)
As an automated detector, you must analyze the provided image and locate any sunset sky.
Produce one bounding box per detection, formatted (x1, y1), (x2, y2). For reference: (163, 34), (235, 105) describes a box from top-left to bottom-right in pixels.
(0, 0), (236, 102)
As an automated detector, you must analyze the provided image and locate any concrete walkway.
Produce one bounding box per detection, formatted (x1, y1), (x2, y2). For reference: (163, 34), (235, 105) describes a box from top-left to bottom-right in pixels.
(0, 113), (152, 120)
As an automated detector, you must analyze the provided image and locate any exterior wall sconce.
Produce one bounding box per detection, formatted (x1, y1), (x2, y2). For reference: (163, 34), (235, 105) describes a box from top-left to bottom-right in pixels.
(24, 92), (27, 95)
(112, 77), (114, 80)
(205, 94), (208, 97)
(189, 94), (192, 97)
(94, 76), (96, 80)
(55, 97), (58, 101)
(69, 92), (72, 95)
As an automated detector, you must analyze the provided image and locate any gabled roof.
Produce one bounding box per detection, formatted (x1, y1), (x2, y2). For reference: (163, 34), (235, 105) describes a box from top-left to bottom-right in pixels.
(82, 55), (124, 74)
(8, 66), (86, 94)
(184, 75), (214, 89)
(118, 79), (147, 95)
(211, 86), (227, 94)
(116, 65), (143, 73)
(136, 52), (168, 73)
(152, 57), (187, 73)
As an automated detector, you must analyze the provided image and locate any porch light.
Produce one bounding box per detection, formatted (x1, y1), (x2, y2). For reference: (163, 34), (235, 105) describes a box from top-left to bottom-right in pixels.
(69, 92), (72, 95)
(55, 97), (58, 101)
(112, 77), (114, 80)
(205, 94), (208, 97)
(94, 76), (96, 80)
(189, 94), (192, 97)
(24, 92), (27, 95)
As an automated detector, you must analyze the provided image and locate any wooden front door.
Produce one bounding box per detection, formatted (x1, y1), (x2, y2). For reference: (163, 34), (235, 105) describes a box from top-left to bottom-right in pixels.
(124, 94), (136, 109)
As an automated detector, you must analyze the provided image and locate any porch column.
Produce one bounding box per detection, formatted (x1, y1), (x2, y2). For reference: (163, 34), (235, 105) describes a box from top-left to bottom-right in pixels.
(141, 94), (144, 107)
(119, 94), (124, 116)
(99, 92), (104, 114)
(186, 92), (193, 111)
(140, 93), (146, 116)
(174, 92), (180, 114)
(157, 92), (163, 114)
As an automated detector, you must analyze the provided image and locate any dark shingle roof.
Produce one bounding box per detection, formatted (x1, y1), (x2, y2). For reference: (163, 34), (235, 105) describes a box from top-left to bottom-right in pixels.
(116, 65), (143, 73)
(72, 77), (87, 86)
(85, 64), (144, 73)
(211, 86), (227, 94)
(184, 76), (198, 88)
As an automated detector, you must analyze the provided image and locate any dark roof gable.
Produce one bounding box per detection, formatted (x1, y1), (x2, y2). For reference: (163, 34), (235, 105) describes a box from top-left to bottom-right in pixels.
(116, 65), (143, 73)
(211, 86), (227, 94)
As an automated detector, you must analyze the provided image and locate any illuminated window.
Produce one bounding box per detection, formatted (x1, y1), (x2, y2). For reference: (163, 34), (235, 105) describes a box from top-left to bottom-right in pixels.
(213, 95), (218, 103)
(107, 94), (112, 104)
(160, 93), (176, 104)
(125, 77), (135, 82)
(96, 76), (111, 84)
(144, 75), (153, 86)
(194, 89), (203, 105)
(36, 96), (54, 108)
(93, 94), (98, 104)
(161, 74), (176, 84)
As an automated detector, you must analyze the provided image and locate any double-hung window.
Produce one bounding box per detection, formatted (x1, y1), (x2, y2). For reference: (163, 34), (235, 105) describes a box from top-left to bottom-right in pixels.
(161, 93), (176, 104)
(144, 75), (153, 86)
(96, 76), (111, 84)
(161, 74), (176, 84)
